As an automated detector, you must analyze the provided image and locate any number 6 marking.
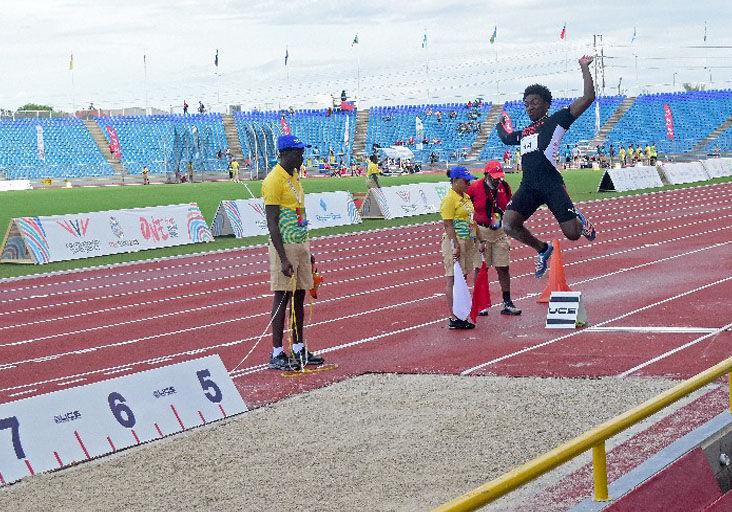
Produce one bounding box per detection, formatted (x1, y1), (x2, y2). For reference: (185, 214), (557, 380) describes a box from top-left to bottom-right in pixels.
(108, 392), (136, 428)
(0, 416), (25, 459)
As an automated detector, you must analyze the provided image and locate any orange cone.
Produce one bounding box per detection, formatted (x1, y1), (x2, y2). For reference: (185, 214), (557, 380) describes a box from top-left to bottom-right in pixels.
(537, 239), (572, 303)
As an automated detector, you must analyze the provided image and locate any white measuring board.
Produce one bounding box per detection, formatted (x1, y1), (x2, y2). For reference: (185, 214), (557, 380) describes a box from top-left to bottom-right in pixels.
(0, 355), (246, 485)
(545, 291), (588, 329)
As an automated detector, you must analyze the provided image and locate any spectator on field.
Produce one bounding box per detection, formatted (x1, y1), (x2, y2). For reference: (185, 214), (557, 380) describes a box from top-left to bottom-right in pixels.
(466, 161), (521, 317)
(142, 165), (150, 185)
(183, 100), (189, 114)
(564, 145), (572, 169)
(635, 144), (643, 164)
(645, 144), (652, 165)
(440, 166), (483, 330)
(263, 134), (324, 371)
(230, 159), (240, 182)
(627, 144), (635, 164)
(198, 101), (206, 114)
(514, 149), (521, 171)
(650, 144), (658, 165)
(187, 161), (194, 183)
(609, 144), (615, 164)
(619, 145), (627, 166)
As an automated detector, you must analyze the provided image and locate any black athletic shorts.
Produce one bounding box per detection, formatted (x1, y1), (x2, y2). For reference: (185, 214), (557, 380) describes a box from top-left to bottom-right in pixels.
(506, 180), (577, 223)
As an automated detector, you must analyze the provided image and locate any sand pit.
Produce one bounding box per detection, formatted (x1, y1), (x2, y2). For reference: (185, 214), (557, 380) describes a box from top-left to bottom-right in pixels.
(0, 374), (678, 511)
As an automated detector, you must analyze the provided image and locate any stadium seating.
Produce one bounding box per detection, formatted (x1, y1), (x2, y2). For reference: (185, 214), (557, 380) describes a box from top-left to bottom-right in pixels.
(479, 95), (625, 161)
(365, 102), (490, 163)
(94, 113), (229, 175)
(0, 117), (112, 179)
(705, 125), (732, 154)
(607, 89), (732, 155)
(233, 109), (356, 166)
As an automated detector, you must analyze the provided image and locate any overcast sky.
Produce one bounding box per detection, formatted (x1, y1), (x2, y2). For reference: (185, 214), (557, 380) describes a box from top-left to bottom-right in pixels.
(1, 0), (730, 112)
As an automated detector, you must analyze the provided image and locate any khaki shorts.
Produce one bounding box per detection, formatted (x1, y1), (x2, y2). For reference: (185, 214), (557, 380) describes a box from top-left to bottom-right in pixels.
(475, 225), (510, 268)
(441, 235), (478, 277)
(268, 242), (314, 291)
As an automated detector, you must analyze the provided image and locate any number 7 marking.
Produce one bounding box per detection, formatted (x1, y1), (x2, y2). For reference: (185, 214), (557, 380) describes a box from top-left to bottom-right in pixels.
(0, 416), (25, 459)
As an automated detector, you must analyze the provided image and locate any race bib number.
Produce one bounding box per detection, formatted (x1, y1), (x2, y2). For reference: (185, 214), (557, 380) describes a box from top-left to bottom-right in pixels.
(521, 133), (539, 155)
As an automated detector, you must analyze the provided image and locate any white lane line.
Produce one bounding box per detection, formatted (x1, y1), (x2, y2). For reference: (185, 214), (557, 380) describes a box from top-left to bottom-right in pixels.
(2, 205), (728, 321)
(0, 222), (732, 350)
(7, 389), (37, 398)
(586, 326), (722, 334)
(103, 367), (135, 376)
(460, 268), (732, 376)
(3, 238), (730, 395)
(617, 322), (732, 378)
(0, 223), (439, 292)
(0, 184), (727, 295)
(56, 378), (85, 386)
(0, 292), (444, 377)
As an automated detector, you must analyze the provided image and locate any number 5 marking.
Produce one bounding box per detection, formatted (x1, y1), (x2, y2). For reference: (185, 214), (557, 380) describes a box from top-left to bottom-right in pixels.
(0, 416), (25, 459)
(196, 370), (222, 403)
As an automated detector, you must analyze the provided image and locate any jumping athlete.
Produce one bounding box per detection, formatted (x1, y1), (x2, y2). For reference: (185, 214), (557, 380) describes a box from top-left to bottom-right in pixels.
(496, 54), (597, 278)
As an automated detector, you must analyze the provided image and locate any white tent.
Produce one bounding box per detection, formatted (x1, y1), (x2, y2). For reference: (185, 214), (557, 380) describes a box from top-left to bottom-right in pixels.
(379, 146), (415, 160)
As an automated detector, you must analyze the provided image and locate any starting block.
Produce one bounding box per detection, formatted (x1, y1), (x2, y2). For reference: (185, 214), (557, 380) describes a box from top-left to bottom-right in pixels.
(545, 291), (587, 329)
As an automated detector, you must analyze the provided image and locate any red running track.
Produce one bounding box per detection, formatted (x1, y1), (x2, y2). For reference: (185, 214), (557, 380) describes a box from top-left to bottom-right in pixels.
(0, 182), (730, 410)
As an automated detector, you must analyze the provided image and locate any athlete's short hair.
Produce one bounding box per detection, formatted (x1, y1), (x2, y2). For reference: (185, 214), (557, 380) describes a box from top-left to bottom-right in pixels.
(523, 84), (552, 105)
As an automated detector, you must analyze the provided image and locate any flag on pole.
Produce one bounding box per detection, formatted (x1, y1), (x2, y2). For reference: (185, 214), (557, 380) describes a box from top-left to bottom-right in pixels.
(469, 261), (491, 323)
(489, 26), (497, 44)
(352, 34), (359, 46)
(422, 32), (428, 49)
(560, 23), (566, 40)
(704, 21), (707, 42)
(343, 114), (350, 148)
(214, 49), (219, 67)
(143, 54), (147, 65)
(69, 52), (74, 71)
(630, 27), (637, 44)
(284, 47), (289, 66)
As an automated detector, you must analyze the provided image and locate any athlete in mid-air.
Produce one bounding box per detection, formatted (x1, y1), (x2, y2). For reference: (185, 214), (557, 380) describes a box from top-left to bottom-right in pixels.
(497, 54), (597, 278)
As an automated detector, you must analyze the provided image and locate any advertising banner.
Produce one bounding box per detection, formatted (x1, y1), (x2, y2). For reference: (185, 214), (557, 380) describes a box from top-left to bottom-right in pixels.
(1, 203), (213, 264)
(211, 191), (360, 238)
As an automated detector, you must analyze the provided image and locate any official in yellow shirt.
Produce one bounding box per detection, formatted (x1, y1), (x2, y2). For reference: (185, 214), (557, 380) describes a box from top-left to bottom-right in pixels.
(366, 155), (382, 188)
(262, 134), (324, 371)
(440, 166), (483, 330)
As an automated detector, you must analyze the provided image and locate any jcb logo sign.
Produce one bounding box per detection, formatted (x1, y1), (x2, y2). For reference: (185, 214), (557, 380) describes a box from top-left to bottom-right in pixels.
(549, 307), (577, 315)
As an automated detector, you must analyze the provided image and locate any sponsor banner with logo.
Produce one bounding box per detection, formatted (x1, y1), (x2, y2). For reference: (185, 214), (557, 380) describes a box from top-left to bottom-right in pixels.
(0, 203), (213, 264)
(361, 183), (447, 219)
(0, 180), (32, 192)
(211, 191), (361, 238)
(700, 158), (732, 178)
(597, 166), (664, 192)
(660, 161), (710, 185)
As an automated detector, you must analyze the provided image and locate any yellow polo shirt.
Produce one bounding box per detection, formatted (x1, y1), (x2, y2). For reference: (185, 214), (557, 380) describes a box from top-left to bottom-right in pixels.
(367, 161), (381, 177)
(262, 163), (307, 243)
(439, 188), (475, 239)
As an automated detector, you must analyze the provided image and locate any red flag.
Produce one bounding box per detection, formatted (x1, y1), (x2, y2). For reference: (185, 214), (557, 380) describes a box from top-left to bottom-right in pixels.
(663, 103), (674, 140)
(105, 125), (122, 159)
(280, 115), (291, 135)
(560, 24), (566, 40)
(340, 100), (355, 111)
(470, 261), (491, 323)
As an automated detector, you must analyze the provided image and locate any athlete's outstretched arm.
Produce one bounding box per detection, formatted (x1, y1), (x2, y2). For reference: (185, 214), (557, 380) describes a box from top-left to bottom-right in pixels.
(496, 116), (521, 145)
(569, 55), (595, 118)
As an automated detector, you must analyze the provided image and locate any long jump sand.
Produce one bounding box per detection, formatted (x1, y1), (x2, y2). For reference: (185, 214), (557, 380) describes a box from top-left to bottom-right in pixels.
(0, 374), (678, 511)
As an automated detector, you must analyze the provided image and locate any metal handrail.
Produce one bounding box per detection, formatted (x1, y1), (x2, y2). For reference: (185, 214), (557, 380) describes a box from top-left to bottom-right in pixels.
(435, 354), (732, 512)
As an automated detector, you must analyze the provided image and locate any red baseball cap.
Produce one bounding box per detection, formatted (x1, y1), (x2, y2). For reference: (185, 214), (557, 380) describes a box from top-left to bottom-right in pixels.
(484, 160), (505, 179)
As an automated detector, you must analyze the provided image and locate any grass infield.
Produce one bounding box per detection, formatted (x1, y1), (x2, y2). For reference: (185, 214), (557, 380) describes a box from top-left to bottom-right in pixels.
(1, 170), (730, 279)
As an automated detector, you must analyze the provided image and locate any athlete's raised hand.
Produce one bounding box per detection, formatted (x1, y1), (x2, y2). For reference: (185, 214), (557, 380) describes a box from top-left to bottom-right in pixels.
(578, 55), (594, 68)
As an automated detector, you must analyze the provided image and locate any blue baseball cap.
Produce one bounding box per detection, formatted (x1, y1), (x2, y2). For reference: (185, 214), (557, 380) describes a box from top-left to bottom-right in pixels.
(277, 134), (311, 152)
(449, 166), (478, 181)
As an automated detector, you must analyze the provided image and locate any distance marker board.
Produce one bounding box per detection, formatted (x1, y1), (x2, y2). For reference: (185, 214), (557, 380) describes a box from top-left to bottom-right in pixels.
(0, 355), (246, 485)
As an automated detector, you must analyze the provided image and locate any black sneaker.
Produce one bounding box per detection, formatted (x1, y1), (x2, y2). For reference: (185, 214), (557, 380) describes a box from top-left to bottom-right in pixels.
(268, 352), (296, 371)
(292, 348), (325, 368)
(448, 317), (476, 330)
(478, 308), (490, 316)
(500, 301), (522, 316)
